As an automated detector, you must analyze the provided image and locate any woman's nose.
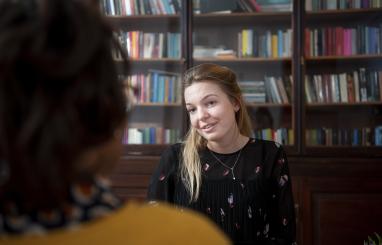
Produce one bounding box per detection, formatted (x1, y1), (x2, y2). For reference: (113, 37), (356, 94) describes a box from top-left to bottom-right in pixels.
(197, 108), (209, 120)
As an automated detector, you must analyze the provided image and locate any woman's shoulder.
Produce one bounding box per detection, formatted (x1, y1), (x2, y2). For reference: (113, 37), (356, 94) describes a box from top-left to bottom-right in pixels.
(159, 143), (183, 165)
(162, 142), (182, 157)
(248, 138), (283, 151)
(0, 201), (229, 245)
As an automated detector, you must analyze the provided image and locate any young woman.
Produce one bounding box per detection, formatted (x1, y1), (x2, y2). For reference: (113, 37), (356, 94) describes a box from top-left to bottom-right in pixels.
(0, 1), (229, 244)
(148, 63), (297, 244)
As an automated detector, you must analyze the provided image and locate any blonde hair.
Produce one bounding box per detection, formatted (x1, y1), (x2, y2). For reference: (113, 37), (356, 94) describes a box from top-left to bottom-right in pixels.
(181, 63), (252, 202)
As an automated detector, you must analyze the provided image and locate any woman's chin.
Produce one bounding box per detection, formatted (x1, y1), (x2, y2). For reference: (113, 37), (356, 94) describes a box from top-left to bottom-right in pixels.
(199, 132), (221, 142)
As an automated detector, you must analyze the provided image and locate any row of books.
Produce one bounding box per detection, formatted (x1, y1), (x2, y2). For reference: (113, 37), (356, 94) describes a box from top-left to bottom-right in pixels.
(195, 0), (291, 14)
(239, 75), (293, 104)
(123, 127), (293, 145)
(193, 46), (237, 58)
(122, 127), (180, 144)
(217, 0), (291, 13)
(123, 126), (382, 145)
(240, 80), (267, 103)
(101, 0), (181, 16)
(305, 68), (382, 104)
(253, 128), (294, 145)
(255, 0), (292, 12)
(306, 0), (382, 11)
(125, 70), (181, 104)
(306, 126), (382, 146)
(238, 29), (292, 58)
(236, 0), (261, 12)
(115, 31), (181, 59)
(305, 25), (382, 57)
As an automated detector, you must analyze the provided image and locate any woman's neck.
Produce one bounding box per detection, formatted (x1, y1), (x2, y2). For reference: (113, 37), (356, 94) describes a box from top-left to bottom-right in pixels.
(207, 133), (249, 154)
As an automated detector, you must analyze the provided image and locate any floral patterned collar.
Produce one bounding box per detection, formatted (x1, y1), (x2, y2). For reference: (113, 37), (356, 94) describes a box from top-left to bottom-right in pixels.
(0, 177), (121, 235)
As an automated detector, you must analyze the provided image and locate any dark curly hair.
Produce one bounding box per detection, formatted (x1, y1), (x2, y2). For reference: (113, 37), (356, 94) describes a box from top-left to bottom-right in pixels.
(0, 0), (129, 210)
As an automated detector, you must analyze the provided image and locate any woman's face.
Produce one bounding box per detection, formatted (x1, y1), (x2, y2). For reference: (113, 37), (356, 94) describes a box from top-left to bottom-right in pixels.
(184, 81), (239, 143)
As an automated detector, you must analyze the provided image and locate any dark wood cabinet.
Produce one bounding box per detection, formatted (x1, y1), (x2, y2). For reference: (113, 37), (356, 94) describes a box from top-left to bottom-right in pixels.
(291, 157), (382, 245)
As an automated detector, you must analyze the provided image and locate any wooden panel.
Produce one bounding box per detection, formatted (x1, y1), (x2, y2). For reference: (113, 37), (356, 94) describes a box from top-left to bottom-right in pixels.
(112, 187), (147, 202)
(301, 177), (382, 245)
(288, 157), (382, 177)
(110, 174), (151, 188)
(314, 193), (382, 245)
(112, 156), (160, 174)
(110, 156), (160, 201)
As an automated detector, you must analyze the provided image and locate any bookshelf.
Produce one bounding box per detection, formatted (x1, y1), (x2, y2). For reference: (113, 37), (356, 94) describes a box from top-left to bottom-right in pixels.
(101, 0), (186, 153)
(101, 1), (382, 244)
(103, 0), (297, 153)
(303, 4), (382, 154)
(300, 4), (382, 242)
(193, 5), (295, 147)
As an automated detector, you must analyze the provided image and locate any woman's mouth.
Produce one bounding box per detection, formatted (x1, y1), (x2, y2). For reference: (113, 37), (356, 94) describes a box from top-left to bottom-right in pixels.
(200, 123), (216, 132)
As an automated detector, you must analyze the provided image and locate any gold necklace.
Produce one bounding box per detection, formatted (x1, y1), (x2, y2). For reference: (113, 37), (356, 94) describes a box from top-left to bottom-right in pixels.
(209, 148), (243, 180)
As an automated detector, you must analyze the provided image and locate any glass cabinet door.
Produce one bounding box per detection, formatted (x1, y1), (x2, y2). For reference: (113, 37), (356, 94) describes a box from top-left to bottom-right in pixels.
(192, 0), (295, 151)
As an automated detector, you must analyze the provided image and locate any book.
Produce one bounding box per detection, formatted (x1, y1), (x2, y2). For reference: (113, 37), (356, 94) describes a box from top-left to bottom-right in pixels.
(375, 126), (382, 146)
(200, 0), (237, 13)
(248, 0), (261, 11)
(359, 67), (368, 102)
(346, 73), (355, 103)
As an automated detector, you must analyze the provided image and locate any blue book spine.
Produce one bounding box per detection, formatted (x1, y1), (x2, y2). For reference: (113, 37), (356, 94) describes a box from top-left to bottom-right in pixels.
(278, 29), (283, 57)
(162, 0), (172, 14)
(150, 127), (156, 144)
(352, 128), (358, 146)
(152, 73), (158, 103)
(159, 76), (165, 103)
(375, 126), (382, 146)
(168, 77), (173, 102)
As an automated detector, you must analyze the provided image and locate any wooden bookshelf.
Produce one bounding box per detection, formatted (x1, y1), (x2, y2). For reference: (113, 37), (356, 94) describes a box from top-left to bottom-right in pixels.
(134, 103), (182, 106)
(305, 55), (382, 61)
(304, 145), (382, 157)
(194, 57), (292, 62)
(246, 102), (292, 107)
(107, 14), (180, 31)
(305, 7), (382, 23)
(122, 144), (169, 156)
(194, 12), (292, 25)
(307, 101), (382, 107)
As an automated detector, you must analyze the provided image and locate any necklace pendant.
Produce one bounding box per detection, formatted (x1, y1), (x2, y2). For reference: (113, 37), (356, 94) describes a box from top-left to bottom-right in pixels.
(209, 148), (243, 181)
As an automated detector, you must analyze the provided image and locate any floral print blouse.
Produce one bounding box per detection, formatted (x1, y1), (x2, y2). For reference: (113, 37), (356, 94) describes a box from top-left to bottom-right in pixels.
(148, 138), (297, 245)
(0, 177), (121, 235)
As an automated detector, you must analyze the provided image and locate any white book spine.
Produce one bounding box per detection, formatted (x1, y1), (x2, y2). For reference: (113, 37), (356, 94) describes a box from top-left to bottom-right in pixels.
(339, 73), (348, 103)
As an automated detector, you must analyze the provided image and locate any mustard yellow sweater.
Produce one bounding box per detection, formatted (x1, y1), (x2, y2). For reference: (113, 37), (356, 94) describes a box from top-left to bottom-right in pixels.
(0, 202), (231, 245)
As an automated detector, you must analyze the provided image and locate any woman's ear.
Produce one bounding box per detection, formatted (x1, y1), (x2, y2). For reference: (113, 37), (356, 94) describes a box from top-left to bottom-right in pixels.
(232, 99), (240, 112)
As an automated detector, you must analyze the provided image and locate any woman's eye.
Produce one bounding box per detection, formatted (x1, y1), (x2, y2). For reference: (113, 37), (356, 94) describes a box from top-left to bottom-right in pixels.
(187, 108), (196, 114)
(207, 101), (216, 107)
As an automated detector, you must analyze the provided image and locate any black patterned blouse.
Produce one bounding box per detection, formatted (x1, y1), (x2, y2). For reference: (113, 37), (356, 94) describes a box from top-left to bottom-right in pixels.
(0, 177), (121, 235)
(148, 138), (297, 245)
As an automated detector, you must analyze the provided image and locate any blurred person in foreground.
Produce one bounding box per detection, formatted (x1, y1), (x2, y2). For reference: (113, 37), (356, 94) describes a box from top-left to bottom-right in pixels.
(0, 0), (230, 244)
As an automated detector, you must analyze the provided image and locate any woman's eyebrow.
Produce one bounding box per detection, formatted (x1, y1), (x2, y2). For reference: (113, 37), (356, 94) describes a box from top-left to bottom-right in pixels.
(186, 94), (218, 106)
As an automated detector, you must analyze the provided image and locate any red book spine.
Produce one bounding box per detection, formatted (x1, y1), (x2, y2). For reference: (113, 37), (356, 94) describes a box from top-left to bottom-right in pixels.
(305, 28), (310, 57)
(249, 0), (261, 11)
